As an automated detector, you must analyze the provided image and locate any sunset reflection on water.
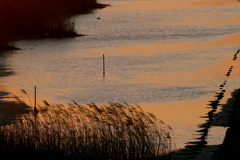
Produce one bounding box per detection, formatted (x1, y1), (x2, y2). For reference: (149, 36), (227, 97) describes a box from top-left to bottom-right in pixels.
(1, 0), (240, 149)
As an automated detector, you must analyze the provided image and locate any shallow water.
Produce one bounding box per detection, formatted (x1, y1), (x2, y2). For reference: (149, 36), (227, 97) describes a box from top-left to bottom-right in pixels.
(1, 0), (240, 148)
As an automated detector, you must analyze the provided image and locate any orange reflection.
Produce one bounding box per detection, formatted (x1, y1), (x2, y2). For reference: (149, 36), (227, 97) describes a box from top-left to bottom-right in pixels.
(112, 0), (240, 11)
(207, 33), (240, 46)
(139, 97), (211, 125)
(193, 0), (239, 6)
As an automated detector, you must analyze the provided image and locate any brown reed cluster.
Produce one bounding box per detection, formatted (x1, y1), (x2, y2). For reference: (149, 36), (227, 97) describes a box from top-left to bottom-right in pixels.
(0, 100), (173, 160)
(0, 0), (106, 49)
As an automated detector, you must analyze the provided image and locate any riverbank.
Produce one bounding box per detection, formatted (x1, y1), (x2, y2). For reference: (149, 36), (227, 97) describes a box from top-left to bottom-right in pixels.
(217, 88), (240, 160)
(1, 0), (240, 159)
(0, 44), (20, 52)
(0, 0), (109, 49)
(197, 88), (240, 160)
(0, 86), (239, 160)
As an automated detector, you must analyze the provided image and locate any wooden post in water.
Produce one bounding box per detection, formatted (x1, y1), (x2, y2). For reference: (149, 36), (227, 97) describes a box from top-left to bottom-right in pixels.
(34, 86), (36, 110)
(34, 86), (38, 115)
(33, 86), (38, 124)
(103, 54), (105, 77)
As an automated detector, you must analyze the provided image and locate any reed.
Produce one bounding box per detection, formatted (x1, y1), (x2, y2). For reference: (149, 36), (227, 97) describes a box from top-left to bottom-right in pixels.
(0, 100), (174, 160)
(0, 0), (78, 39)
(0, 0), (107, 45)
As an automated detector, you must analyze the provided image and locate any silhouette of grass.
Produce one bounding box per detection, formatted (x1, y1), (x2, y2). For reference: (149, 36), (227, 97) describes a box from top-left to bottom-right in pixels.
(0, 100), (174, 160)
(0, 0), (108, 48)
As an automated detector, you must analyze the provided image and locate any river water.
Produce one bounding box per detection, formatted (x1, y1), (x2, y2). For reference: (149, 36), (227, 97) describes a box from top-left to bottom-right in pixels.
(1, 0), (240, 149)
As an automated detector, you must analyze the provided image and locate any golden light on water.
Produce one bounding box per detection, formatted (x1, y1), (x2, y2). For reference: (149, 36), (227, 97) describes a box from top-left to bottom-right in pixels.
(1, 0), (240, 149)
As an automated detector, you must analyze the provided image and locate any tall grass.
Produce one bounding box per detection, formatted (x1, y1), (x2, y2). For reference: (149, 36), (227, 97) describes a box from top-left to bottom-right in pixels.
(0, 100), (173, 160)
(0, 0), (107, 48)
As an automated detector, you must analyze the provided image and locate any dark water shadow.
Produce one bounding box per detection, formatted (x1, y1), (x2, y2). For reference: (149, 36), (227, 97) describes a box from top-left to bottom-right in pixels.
(0, 50), (17, 78)
(0, 50), (32, 126)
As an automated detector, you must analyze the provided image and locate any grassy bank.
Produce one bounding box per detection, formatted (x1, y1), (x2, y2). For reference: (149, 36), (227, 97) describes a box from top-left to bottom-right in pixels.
(0, 0), (108, 50)
(0, 98), (174, 160)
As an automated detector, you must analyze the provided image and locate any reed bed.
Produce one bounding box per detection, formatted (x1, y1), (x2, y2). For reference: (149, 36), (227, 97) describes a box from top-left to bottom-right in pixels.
(0, 100), (173, 160)
(0, 0), (107, 46)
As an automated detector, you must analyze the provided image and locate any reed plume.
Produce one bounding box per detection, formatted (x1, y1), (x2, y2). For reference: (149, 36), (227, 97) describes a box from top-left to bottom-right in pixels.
(0, 100), (174, 160)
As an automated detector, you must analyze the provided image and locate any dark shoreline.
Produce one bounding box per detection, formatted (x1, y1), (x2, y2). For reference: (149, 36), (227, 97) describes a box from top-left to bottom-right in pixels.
(0, 0), (109, 51)
(218, 88), (240, 160)
(0, 44), (20, 52)
(0, 1), (239, 159)
(169, 88), (240, 160)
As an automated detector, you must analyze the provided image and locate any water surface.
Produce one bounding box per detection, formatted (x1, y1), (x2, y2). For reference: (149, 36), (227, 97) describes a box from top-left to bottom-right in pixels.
(1, 0), (240, 148)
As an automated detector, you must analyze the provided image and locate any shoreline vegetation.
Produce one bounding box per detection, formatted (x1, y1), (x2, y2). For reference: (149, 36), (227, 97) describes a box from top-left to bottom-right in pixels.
(0, 0), (109, 51)
(0, 97), (174, 160)
(0, 89), (240, 160)
(0, 1), (175, 159)
(0, 0), (239, 159)
(1, 88), (240, 160)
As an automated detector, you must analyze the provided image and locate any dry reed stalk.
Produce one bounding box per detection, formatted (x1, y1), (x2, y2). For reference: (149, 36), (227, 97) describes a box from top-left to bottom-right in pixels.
(0, 99), (174, 160)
